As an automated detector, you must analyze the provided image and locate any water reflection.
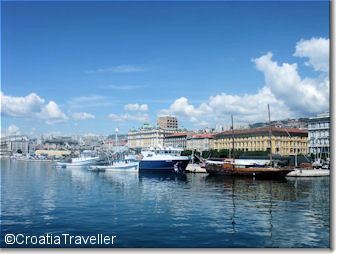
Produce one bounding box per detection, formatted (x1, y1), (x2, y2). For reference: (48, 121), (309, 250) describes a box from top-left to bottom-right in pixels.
(1, 159), (330, 248)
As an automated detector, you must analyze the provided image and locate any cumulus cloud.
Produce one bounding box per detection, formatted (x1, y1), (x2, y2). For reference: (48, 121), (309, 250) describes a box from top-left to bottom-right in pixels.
(253, 52), (328, 115)
(124, 103), (149, 112)
(294, 37), (329, 72)
(1, 92), (68, 124)
(1, 92), (45, 117)
(108, 113), (149, 122)
(72, 112), (95, 120)
(159, 97), (212, 118)
(159, 37), (329, 127)
(7, 124), (20, 136)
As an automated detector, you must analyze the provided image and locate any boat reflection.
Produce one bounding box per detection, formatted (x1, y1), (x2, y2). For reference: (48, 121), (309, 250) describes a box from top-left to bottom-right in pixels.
(138, 172), (188, 182)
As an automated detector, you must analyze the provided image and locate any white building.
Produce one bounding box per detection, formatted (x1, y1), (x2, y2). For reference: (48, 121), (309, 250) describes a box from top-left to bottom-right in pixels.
(127, 123), (177, 149)
(308, 112), (330, 155)
(186, 133), (215, 152)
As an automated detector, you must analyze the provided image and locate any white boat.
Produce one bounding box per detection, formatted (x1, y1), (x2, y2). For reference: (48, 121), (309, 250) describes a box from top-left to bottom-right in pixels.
(139, 147), (190, 173)
(88, 161), (139, 172)
(56, 151), (99, 168)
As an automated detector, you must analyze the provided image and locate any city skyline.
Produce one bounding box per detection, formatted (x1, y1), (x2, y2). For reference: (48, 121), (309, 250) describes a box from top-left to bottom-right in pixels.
(1, 1), (329, 136)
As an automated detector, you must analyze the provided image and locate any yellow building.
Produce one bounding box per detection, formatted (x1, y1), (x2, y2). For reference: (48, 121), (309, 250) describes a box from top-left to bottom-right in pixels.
(35, 149), (72, 157)
(213, 127), (308, 156)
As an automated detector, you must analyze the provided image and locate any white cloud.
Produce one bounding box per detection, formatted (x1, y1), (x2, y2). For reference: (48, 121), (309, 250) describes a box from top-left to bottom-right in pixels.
(159, 97), (212, 118)
(1, 92), (68, 124)
(108, 113), (149, 122)
(72, 112), (95, 120)
(86, 65), (146, 74)
(253, 51), (328, 115)
(7, 124), (20, 136)
(124, 103), (149, 112)
(1, 92), (45, 117)
(294, 37), (329, 72)
(159, 37), (329, 127)
(40, 101), (68, 124)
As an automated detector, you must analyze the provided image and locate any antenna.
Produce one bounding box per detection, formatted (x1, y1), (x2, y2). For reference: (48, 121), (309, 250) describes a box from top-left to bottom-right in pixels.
(115, 128), (119, 147)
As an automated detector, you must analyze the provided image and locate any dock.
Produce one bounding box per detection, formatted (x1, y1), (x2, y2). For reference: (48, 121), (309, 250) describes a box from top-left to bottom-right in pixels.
(287, 169), (330, 177)
(185, 164), (207, 173)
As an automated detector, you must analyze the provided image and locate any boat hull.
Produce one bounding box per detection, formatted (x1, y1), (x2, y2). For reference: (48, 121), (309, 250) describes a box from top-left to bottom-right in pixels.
(206, 163), (292, 179)
(56, 158), (99, 167)
(139, 159), (190, 173)
(89, 162), (139, 172)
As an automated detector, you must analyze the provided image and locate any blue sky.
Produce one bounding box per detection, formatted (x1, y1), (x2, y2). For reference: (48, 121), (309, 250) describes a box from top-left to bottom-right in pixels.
(1, 1), (330, 136)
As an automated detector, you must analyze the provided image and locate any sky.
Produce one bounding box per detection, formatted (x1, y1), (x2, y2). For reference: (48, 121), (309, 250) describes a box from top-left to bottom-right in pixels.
(1, 1), (330, 136)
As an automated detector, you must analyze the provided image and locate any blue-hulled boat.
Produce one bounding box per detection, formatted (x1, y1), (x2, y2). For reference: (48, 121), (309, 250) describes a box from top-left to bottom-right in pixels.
(139, 147), (190, 173)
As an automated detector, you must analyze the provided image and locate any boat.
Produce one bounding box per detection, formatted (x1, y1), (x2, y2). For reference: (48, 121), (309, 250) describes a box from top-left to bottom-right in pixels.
(88, 128), (139, 172)
(205, 107), (293, 179)
(56, 150), (99, 168)
(88, 160), (139, 172)
(206, 158), (292, 179)
(139, 147), (190, 173)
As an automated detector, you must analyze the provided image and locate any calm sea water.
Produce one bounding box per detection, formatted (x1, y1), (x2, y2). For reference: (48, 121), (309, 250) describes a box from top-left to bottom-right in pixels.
(0, 159), (330, 248)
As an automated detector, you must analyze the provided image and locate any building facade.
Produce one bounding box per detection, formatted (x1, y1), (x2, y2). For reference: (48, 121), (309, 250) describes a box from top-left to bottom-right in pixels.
(164, 133), (188, 149)
(213, 127), (308, 156)
(128, 123), (177, 149)
(157, 116), (178, 130)
(308, 112), (330, 155)
(186, 134), (215, 152)
(0, 135), (30, 155)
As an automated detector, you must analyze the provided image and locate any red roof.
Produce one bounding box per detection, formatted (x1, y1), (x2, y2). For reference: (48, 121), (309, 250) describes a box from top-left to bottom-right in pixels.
(165, 132), (188, 138)
(189, 133), (215, 139)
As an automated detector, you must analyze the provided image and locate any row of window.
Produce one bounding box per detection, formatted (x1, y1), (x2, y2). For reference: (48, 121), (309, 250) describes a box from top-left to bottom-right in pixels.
(308, 122), (329, 129)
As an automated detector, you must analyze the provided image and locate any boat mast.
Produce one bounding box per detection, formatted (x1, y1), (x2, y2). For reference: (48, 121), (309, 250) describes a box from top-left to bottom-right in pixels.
(268, 104), (273, 165)
(231, 114), (235, 160)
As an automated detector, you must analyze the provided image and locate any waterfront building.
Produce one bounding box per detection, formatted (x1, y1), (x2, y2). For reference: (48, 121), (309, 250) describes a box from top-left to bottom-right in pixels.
(157, 116), (178, 130)
(128, 123), (177, 149)
(164, 133), (188, 149)
(0, 135), (29, 155)
(308, 112), (330, 155)
(213, 127), (308, 156)
(0, 138), (10, 156)
(186, 133), (215, 152)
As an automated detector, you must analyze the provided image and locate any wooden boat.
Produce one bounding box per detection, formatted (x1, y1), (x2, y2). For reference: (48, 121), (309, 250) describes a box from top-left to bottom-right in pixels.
(205, 106), (292, 179)
(206, 159), (292, 179)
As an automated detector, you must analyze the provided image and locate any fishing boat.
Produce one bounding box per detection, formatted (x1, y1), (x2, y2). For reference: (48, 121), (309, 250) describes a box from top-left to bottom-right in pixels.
(56, 150), (99, 168)
(139, 147), (190, 173)
(205, 106), (293, 179)
(88, 160), (139, 172)
(88, 127), (140, 172)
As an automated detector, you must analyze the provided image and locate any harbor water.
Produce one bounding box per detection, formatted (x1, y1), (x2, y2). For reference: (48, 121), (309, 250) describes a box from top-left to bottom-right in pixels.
(0, 159), (330, 248)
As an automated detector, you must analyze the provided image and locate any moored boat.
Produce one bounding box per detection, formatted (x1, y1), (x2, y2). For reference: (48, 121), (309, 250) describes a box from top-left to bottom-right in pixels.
(56, 150), (99, 168)
(139, 147), (190, 173)
(88, 160), (139, 172)
(205, 107), (293, 179)
(206, 158), (292, 179)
